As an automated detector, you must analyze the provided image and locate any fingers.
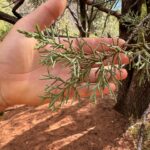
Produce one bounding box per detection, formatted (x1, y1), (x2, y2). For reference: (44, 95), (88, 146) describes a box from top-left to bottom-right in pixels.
(76, 68), (127, 98)
(88, 68), (128, 83)
(114, 68), (128, 80)
(91, 53), (129, 68)
(77, 83), (116, 97)
(15, 0), (67, 31)
(104, 53), (129, 65)
(59, 37), (125, 53)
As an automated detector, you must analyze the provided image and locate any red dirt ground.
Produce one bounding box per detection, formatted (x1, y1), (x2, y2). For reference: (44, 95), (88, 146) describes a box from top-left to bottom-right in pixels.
(0, 97), (134, 150)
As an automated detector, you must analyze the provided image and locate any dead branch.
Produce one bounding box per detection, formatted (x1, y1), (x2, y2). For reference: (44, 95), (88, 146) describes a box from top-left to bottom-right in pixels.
(85, 0), (122, 19)
(67, 6), (85, 36)
(0, 11), (18, 24)
(12, 0), (25, 19)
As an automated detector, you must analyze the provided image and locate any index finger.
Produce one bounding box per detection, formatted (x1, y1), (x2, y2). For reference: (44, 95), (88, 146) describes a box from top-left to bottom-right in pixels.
(59, 37), (125, 53)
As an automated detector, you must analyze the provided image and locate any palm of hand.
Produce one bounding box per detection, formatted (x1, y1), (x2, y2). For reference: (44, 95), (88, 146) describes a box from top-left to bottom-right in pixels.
(0, 0), (128, 110)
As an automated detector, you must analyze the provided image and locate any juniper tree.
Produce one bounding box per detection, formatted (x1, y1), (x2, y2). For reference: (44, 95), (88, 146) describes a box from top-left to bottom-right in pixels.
(115, 0), (150, 119)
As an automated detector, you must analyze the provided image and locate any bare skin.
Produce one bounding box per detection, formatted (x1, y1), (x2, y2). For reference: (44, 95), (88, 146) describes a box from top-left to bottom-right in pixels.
(0, 0), (129, 111)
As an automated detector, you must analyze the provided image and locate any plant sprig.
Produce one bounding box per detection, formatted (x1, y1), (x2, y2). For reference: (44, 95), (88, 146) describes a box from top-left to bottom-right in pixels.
(18, 22), (150, 110)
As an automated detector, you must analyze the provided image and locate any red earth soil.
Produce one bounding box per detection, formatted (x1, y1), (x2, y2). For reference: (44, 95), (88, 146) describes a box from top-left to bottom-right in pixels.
(0, 97), (134, 150)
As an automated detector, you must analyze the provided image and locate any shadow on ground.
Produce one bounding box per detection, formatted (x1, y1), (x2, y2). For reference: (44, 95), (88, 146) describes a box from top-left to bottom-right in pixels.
(0, 98), (132, 150)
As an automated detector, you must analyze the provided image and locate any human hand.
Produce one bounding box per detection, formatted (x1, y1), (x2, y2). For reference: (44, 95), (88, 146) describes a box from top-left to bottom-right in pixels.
(0, 0), (129, 111)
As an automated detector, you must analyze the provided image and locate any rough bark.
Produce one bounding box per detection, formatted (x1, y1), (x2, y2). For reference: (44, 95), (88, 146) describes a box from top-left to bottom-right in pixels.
(115, 0), (150, 119)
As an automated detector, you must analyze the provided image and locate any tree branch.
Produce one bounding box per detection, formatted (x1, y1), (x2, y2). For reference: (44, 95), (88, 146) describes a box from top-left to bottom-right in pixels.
(126, 13), (150, 44)
(85, 1), (122, 19)
(12, 0), (25, 19)
(67, 6), (85, 36)
(0, 11), (18, 24)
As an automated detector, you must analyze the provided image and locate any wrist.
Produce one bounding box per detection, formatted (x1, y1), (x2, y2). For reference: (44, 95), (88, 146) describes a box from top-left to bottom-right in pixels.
(0, 87), (9, 112)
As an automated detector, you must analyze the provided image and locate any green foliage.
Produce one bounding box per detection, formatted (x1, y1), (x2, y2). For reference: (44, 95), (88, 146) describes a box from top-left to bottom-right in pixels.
(120, 9), (150, 84)
(120, 10), (141, 32)
(17, 1), (150, 110)
(19, 26), (123, 110)
(141, 2), (147, 19)
(0, 0), (12, 40)
(18, 10), (150, 109)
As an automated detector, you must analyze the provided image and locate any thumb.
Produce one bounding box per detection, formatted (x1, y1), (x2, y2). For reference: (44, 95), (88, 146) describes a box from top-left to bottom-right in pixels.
(15, 0), (67, 31)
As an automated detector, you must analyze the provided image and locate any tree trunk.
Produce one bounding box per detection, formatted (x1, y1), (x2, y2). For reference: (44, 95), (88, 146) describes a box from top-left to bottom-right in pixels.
(79, 0), (87, 37)
(115, 0), (150, 119)
(146, 0), (150, 13)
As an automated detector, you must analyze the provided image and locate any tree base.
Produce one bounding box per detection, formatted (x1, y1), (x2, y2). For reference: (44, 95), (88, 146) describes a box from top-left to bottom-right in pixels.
(115, 69), (150, 119)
